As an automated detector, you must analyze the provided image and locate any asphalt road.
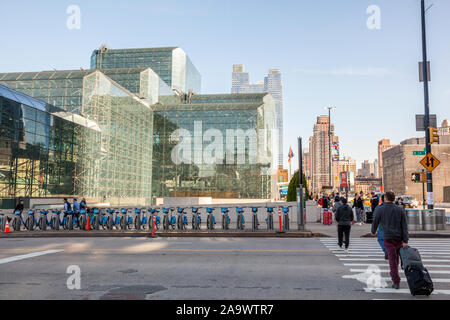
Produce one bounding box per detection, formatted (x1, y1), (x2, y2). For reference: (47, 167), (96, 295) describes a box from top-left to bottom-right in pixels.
(0, 237), (449, 300)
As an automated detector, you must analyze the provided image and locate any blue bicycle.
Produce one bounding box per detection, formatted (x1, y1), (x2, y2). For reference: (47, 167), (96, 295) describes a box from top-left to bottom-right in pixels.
(191, 207), (202, 230)
(176, 207), (188, 230)
(265, 207), (275, 230)
(105, 208), (120, 230)
(91, 208), (109, 230)
(206, 208), (216, 230)
(221, 208), (230, 230)
(12, 210), (27, 231)
(162, 208), (176, 230)
(23, 209), (39, 231)
(148, 208), (161, 230)
(134, 208), (148, 230)
(119, 208), (133, 230)
(236, 207), (245, 230)
(63, 210), (76, 230)
(282, 207), (290, 230)
(37, 210), (52, 231)
(251, 207), (260, 231)
(0, 210), (8, 231)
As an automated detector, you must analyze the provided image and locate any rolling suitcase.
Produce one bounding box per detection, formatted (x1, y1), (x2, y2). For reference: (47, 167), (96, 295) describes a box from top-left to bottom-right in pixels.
(400, 247), (434, 296)
(323, 209), (332, 225)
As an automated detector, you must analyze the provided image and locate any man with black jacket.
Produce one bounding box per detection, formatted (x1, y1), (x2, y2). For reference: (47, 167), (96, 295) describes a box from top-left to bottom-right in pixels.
(335, 198), (355, 254)
(371, 191), (409, 290)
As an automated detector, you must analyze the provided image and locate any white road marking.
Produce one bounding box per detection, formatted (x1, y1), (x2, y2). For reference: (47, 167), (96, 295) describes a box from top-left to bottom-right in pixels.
(363, 288), (450, 295)
(0, 250), (63, 265)
(340, 258), (450, 262)
(342, 275), (450, 283)
(350, 269), (450, 274)
(344, 263), (450, 268)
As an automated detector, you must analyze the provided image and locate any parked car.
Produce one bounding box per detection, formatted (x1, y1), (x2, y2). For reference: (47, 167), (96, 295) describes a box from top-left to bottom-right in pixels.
(398, 195), (419, 208)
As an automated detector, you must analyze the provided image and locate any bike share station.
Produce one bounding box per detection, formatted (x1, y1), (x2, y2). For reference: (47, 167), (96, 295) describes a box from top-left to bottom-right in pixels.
(0, 137), (309, 237)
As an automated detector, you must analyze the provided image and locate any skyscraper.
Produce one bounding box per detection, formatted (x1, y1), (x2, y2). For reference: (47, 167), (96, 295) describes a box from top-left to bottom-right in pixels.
(231, 66), (284, 167)
(91, 46), (201, 94)
(231, 64), (249, 94)
(309, 115), (337, 194)
(264, 69), (283, 167)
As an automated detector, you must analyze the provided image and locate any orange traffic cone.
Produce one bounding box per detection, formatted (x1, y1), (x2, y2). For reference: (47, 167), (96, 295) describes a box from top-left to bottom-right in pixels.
(85, 215), (91, 231)
(4, 219), (11, 233)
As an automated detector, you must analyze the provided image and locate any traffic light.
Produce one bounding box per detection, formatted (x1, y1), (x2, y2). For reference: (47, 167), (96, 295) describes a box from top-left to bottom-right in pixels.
(428, 127), (439, 144)
(411, 173), (421, 183)
(411, 172), (426, 183)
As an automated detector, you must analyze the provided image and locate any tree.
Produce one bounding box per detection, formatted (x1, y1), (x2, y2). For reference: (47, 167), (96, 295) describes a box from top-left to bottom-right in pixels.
(287, 171), (309, 202)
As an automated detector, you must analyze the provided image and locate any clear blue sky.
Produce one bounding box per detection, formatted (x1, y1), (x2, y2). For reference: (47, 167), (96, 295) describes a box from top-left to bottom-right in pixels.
(1, 0), (449, 170)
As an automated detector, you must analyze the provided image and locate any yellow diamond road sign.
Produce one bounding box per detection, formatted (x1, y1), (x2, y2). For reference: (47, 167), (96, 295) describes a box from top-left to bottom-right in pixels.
(420, 153), (440, 172)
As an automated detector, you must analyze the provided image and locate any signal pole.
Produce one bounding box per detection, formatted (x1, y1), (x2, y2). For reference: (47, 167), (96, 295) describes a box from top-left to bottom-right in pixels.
(420, 0), (433, 209)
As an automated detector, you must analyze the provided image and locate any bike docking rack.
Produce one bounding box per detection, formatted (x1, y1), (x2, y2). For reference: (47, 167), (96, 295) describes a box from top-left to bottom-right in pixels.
(1, 204), (315, 238)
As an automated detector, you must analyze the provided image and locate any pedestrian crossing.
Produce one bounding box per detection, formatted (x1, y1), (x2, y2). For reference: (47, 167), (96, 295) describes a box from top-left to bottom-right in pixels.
(320, 238), (450, 297)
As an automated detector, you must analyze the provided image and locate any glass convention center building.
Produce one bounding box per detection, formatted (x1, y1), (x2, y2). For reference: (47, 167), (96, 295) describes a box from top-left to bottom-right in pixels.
(0, 46), (276, 207)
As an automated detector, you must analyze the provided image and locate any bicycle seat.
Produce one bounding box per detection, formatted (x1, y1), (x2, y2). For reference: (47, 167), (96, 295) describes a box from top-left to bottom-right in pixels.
(282, 207), (289, 213)
(206, 208), (214, 214)
(251, 208), (258, 213)
(120, 209), (127, 214)
(236, 208), (244, 213)
(93, 209), (100, 214)
(162, 208), (169, 214)
(135, 208), (141, 214)
(177, 208), (184, 214)
(267, 207), (274, 213)
(27, 210), (34, 214)
(106, 209), (115, 214)
(14, 210), (21, 214)
(192, 208), (199, 213)
(221, 208), (229, 213)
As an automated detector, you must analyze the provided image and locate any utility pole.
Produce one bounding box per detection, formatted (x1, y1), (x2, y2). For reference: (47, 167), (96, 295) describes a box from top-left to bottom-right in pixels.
(421, 0), (433, 209)
(298, 137), (305, 230)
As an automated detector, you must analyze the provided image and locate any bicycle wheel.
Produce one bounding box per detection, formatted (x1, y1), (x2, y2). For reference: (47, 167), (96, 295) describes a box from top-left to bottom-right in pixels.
(13, 217), (21, 231)
(26, 216), (34, 231)
(79, 215), (86, 230)
(52, 216), (59, 230)
(40, 217), (47, 231)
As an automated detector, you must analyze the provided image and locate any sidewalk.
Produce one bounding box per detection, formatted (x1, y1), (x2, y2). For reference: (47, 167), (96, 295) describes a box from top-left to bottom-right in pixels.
(306, 222), (450, 238)
(0, 230), (316, 238)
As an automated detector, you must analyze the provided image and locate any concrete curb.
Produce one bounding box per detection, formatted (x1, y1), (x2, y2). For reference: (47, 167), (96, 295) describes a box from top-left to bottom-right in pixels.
(0, 231), (326, 238)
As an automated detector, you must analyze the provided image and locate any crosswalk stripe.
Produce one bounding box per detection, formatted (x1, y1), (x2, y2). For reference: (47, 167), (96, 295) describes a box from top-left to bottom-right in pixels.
(342, 275), (450, 283)
(340, 258), (450, 262)
(325, 238), (450, 296)
(344, 263), (450, 268)
(350, 269), (450, 274)
(363, 288), (450, 295)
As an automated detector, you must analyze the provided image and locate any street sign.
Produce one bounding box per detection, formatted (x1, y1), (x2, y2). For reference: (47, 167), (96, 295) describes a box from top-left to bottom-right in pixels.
(415, 114), (437, 131)
(420, 153), (441, 172)
(413, 151), (426, 156)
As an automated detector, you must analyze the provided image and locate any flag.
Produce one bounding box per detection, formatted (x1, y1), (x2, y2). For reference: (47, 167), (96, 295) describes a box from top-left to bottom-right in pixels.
(288, 146), (294, 163)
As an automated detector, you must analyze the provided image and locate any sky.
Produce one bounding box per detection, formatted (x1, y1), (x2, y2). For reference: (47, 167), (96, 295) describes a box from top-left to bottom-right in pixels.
(1, 0), (449, 171)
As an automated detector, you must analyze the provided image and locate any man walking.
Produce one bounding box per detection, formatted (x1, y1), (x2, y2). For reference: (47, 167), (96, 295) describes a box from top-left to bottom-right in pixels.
(371, 191), (409, 289)
(373, 194), (388, 260)
(335, 198), (355, 254)
(352, 193), (364, 225)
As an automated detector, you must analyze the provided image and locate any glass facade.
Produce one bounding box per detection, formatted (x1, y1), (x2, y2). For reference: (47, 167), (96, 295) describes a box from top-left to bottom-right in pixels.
(0, 71), (154, 202)
(152, 93), (276, 199)
(90, 47), (201, 94)
(0, 84), (101, 208)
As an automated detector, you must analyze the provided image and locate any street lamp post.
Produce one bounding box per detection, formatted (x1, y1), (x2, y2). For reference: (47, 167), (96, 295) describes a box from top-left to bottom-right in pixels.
(325, 106), (336, 191)
(420, 0), (433, 209)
